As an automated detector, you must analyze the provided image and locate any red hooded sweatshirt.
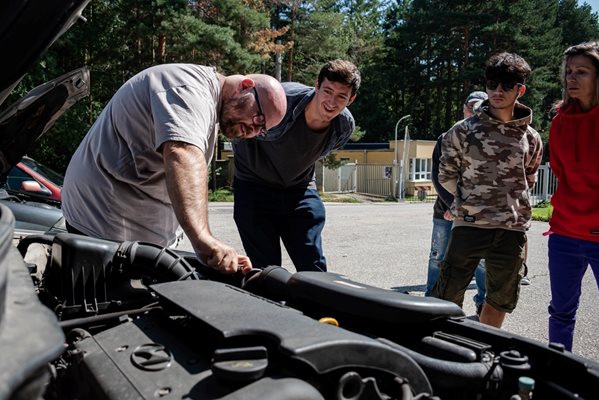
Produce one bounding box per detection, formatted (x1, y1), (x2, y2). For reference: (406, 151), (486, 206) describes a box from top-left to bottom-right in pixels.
(549, 102), (599, 243)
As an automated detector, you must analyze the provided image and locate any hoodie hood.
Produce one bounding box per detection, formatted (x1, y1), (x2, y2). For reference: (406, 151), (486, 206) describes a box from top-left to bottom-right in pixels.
(477, 100), (533, 127)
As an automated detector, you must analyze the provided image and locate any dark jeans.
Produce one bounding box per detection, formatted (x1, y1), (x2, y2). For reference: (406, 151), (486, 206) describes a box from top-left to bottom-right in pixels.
(233, 179), (326, 272)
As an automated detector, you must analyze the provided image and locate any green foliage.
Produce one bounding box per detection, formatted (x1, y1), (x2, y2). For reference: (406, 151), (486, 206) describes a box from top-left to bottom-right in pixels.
(322, 153), (346, 169)
(350, 125), (366, 142)
(353, 0), (599, 142)
(318, 192), (361, 202)
(208, 188), (234, 202)
(531, 201), (553, 222)
(7, 0), (599, 174)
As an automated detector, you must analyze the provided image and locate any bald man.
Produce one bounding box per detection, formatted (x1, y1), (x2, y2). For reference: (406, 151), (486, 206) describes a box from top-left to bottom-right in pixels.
(63, 64), (286, 274)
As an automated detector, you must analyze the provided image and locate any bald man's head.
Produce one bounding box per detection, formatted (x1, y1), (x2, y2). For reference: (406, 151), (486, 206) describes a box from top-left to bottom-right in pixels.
(247, 74), (286, 131)
(219, 74), (287, 139)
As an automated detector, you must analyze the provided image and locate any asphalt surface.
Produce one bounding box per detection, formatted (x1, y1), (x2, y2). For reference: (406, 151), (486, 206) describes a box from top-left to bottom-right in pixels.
(178, 201), (599, 363)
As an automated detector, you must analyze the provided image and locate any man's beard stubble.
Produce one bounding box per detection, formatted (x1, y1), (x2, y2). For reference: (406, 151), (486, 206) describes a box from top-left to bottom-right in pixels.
(219, 92), (253, 139)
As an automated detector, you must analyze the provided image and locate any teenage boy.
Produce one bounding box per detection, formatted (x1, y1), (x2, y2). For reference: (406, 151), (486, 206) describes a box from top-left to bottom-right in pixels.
(432, 53), (543, 328)
(232, 60), (360, 272)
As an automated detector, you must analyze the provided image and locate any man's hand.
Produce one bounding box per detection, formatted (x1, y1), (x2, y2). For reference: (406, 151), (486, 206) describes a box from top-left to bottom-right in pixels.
(443, 210), (455, 221)
(202, 238), (253, 274)
(204, 239), (238, 273)
(238, 255), (253, 275)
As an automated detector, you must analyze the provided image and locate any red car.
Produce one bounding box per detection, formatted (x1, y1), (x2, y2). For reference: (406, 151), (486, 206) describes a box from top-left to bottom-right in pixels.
(3, 156), (63, 201)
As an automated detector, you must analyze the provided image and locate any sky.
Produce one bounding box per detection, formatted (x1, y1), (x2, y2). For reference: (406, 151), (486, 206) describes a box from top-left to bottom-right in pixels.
(585, 0), (599, 13)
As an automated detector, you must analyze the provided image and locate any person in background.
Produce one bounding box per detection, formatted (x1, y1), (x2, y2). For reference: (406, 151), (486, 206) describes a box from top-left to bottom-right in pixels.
(426, 91), (487, 316)
(546, 40), (599, 351)
(62, 64), (287, 274)
(433, 52), (543, 328)
(232, 60), (360, 272)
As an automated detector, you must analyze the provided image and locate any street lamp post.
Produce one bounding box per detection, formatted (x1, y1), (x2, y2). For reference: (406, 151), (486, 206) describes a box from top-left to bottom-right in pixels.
(394, 115), (410, 199)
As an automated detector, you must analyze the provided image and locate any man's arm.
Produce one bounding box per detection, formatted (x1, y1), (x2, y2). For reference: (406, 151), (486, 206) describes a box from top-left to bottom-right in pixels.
(162, 141), (251, 274)
(438, 125), (464, 197)
(432, 133), (454, 208)
(525, 132), (544, 189)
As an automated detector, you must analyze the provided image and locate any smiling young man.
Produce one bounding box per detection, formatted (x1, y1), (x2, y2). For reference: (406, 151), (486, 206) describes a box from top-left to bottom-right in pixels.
(232, 60), (361, 272)
(432, 53), (543, 328)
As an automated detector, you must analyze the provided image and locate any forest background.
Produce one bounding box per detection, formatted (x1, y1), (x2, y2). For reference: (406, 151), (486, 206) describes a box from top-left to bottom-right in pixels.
(6, 0), (599, 173)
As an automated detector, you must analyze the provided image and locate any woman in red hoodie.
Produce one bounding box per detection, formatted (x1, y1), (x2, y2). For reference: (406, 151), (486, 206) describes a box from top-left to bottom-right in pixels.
(548, 40), (599, 352)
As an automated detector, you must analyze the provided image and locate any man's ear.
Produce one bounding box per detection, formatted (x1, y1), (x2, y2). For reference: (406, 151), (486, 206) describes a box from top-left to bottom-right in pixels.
(346, 94), (357, 107)
(240, 78), (255, 91)
(517, 85), (527, 98)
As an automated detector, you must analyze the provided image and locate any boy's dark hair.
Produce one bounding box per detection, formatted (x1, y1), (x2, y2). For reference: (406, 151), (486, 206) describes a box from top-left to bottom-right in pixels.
(484, 52), (531, 84)
(317, 59), (361, 96)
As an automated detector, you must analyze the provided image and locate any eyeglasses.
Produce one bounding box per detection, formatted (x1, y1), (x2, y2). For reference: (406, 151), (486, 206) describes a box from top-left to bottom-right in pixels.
(485, 80), (522, 92)
(252, 87), (267, 136)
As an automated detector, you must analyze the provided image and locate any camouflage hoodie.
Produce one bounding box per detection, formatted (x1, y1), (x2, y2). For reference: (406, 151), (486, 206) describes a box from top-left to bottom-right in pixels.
(438, 101), (543, 231)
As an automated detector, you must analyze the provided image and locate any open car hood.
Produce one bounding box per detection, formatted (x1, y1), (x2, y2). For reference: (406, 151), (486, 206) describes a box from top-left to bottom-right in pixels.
(0, 0), (91, 182)
(0, 0), (90, 105)
(0, 67), (90, 179)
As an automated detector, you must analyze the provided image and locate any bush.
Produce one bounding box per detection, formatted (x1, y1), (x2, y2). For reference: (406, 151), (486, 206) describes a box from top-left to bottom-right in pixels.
(209, 188), (234, 202)
(531, 202), (553, 222)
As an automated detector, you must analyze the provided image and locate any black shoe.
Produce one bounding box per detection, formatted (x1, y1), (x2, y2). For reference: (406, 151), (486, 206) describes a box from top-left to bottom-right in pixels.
(476, 303), (483, 317)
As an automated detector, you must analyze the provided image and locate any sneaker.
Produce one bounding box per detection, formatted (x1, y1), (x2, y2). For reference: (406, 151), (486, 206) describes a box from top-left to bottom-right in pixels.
(520, 263), (530, 285)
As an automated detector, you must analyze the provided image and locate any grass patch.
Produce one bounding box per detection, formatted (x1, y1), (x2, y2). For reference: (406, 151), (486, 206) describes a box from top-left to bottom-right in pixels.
(209, 188), (234, 202)
(531, 201), (552, 222)
(319, 192), (362, 203)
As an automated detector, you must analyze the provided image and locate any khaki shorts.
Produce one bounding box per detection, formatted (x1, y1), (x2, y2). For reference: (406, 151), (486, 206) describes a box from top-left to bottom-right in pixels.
(432, 226), (526, 312)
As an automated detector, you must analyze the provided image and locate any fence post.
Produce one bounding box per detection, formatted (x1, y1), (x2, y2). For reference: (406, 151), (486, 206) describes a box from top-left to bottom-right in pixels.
(353, 162), (357, 192)
(322, 161), (326, 193)
(542, 163), (550, 202)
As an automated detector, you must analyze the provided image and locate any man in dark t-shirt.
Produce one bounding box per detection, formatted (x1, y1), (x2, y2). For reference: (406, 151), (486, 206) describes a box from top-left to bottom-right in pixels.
(232, 60), (361, 271)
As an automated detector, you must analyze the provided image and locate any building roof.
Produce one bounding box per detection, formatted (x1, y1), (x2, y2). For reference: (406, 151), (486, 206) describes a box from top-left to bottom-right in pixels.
(341, 142), (390, 150)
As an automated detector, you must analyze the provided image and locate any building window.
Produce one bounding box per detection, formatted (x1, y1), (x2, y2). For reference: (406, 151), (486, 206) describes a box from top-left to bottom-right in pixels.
(409, 158), (432, 181)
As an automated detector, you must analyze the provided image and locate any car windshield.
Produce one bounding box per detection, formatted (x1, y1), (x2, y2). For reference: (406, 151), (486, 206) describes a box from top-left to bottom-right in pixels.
(20, 157), (64, 186)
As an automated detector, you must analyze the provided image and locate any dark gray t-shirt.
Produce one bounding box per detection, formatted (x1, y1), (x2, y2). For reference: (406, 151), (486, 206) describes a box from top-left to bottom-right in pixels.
(234, 114), (330, 189)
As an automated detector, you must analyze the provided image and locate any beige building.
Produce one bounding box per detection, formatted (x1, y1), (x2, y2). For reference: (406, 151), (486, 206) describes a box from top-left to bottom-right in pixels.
(219, 139), (438, 197)
(331, 140), (437, 196)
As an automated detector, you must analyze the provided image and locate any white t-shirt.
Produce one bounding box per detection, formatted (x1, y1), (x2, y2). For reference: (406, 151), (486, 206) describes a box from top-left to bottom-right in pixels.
(62, 64), (220, 246)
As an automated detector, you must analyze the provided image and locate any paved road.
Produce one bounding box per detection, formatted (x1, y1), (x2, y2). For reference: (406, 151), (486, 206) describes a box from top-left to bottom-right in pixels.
(179, 201), (599, 362)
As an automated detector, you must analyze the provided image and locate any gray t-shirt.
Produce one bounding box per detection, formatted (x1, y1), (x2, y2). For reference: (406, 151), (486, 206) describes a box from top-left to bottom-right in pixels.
(62, 64), (220, 246)
(234, 114), (330, 189)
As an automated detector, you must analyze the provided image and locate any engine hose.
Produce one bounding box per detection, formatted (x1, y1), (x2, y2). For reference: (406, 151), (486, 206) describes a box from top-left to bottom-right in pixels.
(116, 241), (200, 281)
(16, 234), (56, 257)
(241, 265), (293, 301)
(378, 338), (502, 390)
(59, 306), (160, 331)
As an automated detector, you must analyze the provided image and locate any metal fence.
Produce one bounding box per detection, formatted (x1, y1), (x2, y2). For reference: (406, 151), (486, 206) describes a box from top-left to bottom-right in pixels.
(319, 162), (358, 193)
(356, 164), (395, 197)
(320, 162), (557, 204)
(529, 164), (557, 206)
